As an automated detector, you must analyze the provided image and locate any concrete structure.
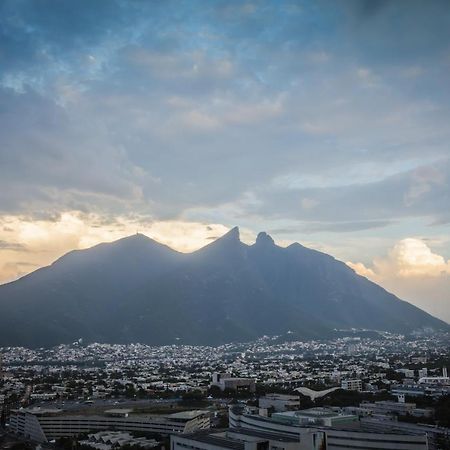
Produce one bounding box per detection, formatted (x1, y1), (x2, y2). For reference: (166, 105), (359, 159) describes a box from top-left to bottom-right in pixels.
(104, 408), (133, 417)
(325, 428), (429, 450)
(259, 394), (300, 412)
(418, 376), (450, 386)
(358, 400), (434, 418)
(9, 407), (210, 443)
(294, 387), (339, 402)
(211, 373), (256, 393)
(80, 431), (158, 449)
(272, 409), (358, 428)
(391, 381), (450, 398)
(361, 417), (448, 450)
(340, 379), (362, 392)
(397, 369), (415, 378)
(411, 357), (428, 364)
(229, 405), (429, 450)
(171, 428), (326, 450)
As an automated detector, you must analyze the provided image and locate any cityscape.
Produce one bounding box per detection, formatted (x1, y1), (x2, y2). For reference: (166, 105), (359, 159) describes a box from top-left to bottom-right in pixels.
(1, 0), (450, 449)
(1, 331), (450, 449)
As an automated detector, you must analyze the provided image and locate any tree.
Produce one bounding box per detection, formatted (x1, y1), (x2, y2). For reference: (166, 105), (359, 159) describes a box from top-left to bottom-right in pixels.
(181, 390), (206, 404)
(435, 395), (450, 427)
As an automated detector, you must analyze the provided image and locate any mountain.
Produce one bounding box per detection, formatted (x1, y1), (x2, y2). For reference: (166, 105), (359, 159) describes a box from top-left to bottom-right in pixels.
(0, 228), (447, 347)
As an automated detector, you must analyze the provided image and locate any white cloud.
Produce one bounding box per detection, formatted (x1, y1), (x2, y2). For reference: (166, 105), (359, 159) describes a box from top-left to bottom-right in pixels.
(346, 261), (376, 279)
(348, 238), (450, 322)
(0, 213), (233, 284)
(349, 238), (450, 279)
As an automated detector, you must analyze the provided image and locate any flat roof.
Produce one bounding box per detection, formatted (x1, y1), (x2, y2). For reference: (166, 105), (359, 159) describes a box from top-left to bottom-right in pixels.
(104, 409), (133, 414)
(180, 433), (244, 450)
(227, 428), (300, 442)
(274, 409), (341, 419)
(16, 407), (63, 416)
(168, 410), (208, 420)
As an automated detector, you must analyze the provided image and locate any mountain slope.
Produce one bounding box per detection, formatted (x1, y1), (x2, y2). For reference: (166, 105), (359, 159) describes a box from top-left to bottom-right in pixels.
(0, 234), (184, 346)
(0, 228), (447, 347)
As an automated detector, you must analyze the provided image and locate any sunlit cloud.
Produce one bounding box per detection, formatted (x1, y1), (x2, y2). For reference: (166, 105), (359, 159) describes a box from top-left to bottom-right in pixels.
(349, 238), (450, 280)
(0, 212), (243, 284)
(348, 238), (450, 322)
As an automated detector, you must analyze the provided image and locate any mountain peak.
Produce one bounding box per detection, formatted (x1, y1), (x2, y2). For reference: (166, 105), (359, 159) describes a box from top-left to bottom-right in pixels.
(255, 231), (275, 246)
(0, 224), (448, 347)
(125, 232), (151, 241)
(219, 226), (240, 242)
(193, 226), (242, 257)
(113, 233), (160, 247)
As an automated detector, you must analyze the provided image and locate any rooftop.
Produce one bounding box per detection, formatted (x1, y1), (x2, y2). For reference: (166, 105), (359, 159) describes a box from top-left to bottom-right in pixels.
(16, 407), (63, 416)
(104, 408), (133, 415)
(181, 433), (244, 450)
(167, 410), (209, 420)
(274, 408), (344, 419)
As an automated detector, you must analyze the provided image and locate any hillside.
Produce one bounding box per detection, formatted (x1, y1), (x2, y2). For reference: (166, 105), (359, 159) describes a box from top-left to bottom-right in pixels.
(0, 228), (447, 347)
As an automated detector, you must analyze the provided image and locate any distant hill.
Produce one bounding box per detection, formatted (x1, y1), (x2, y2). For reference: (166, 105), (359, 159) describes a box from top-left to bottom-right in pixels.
(0, 227), (447, 347)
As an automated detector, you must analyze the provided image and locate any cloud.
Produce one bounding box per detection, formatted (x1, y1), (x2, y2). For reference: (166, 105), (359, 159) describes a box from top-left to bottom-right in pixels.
(0, 1), (449, 228)
(252, 159), (450, 227)
(0, 0), (449, 315)
(346, 261), (376, 279)
(350, 238), (450, 279)
(348, 238), (450, 322)
(0, 212), (236, 283)
(0, 240), (26, 251)
(380, 238), (450, 277)
(301, 220), (392, 233)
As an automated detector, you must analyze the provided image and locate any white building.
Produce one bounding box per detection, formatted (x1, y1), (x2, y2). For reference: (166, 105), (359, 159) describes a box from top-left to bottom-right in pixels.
(79, 431), (158, 449)
(9, 407), (210, 443)
(358, 400), (433, 418)
(229, 405), (429, 450)
(418, 368), (428, 379)
(259, 394), (300, 412)
(418, 376), (450, 385)
(211, 373), (256, 393)
(340, 379), (362, 392)
(172, 427), (325, 450)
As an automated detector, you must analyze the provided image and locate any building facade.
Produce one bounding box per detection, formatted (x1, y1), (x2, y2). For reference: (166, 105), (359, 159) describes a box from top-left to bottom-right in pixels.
(229, 405), (429, 450)
(340, 379), (362, 392)
(9, 407), (210, 443)
(259, 394), (300, 412)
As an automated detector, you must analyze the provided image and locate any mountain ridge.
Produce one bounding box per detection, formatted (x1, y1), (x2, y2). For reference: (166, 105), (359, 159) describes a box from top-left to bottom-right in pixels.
(0, 227), (447, 347)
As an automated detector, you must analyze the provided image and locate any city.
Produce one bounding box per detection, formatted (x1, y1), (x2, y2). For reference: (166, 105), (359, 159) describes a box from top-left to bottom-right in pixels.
(1, 1), (450, 449)
(1, 331), (450, 449)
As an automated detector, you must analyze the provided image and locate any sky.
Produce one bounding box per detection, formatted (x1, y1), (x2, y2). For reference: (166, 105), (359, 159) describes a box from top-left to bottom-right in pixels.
(0, 0), (449, 322)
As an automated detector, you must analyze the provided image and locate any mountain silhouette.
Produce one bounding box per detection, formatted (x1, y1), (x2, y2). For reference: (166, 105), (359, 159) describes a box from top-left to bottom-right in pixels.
(0, 228), (447, 347)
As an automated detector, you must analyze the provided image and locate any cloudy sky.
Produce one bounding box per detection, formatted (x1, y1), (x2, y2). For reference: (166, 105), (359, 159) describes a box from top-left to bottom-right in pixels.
(1, 0), (449, 321)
